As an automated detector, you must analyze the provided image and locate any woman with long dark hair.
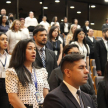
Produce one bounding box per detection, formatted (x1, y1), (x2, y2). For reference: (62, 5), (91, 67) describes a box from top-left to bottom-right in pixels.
(97, 61), (108, 108)
(5, 39), (49, 108)
(51, 16), (59, 27)
(0, 32), (11, 108)
(71, 28), (90, 70)
(48, 26), (63, 66)
(0, 15), (9, 33)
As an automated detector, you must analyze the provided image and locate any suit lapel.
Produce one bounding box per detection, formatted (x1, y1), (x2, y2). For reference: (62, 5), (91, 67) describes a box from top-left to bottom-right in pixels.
(45, 48), (49, 65)
(100, 39), (107, 51)
(87, 36), (92, 43)
(81, 92), (87, 108)
(60, 82), (81, 108)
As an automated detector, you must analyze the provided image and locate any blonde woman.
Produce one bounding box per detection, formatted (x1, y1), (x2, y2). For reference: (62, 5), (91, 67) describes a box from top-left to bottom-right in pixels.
(65, 24), (77, 45)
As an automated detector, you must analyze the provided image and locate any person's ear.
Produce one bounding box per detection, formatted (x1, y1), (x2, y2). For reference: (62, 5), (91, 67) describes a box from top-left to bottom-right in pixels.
(33, 36), (36, 41)
(64, 69), (71, 78)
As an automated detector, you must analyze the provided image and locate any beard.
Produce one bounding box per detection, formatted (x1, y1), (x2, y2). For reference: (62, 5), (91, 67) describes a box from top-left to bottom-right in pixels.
(105, 35), (108, 40)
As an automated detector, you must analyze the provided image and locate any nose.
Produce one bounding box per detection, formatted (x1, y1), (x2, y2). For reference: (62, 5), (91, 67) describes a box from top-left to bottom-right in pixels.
(84, 67), (89, 74)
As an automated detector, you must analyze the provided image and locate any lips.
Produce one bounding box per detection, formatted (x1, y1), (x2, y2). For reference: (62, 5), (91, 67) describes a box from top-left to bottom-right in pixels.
(4, 44), (7, 47)
(31, 55), (36, 58)
(83, 76), (88, 80)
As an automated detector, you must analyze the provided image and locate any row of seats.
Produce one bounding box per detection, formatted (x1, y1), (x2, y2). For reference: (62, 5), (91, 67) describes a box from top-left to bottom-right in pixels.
(90, 59), (104, 94)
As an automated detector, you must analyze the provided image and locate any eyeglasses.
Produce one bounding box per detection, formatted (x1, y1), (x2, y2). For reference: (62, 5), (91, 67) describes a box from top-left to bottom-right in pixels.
(68, 52), (81, 54)
(78, 33), (85, 36)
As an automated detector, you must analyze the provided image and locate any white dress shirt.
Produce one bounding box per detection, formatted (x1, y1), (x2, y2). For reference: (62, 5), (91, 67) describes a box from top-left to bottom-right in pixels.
(88, 36), (93, 42)
(0, 51), (11, 78)
(64, 23), (68, 32)
(40, 21), (49, 31)
(21, 28), (30, 39)
(63, 80), (80, 105)
(86, 26), (89, 30)
(25, 17), (38, 27)
(50, 22), (60, 26)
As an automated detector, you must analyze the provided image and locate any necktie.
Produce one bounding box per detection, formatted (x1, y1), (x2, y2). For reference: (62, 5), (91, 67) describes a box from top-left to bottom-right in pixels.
(40, 48), (46, 68)
(77, 90), (84, 108)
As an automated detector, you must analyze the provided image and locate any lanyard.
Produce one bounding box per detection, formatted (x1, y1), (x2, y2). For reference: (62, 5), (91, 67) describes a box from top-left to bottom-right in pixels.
(23, 66), (38, 91)
(0, 56), (7, 68)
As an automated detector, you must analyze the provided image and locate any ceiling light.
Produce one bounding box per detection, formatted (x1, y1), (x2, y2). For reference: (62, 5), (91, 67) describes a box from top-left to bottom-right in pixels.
(55, 0), (60, 3)
(77, 11), (81, 14)
(61, 19), (63, 21)
(39, 2), (42, 4)
(105, 0), (108, 2)
(70, 6), (75, 9)
(91, 23), (95, 25)
(43, 7), (48, 9)
(91, 5), (96, 8)
(6, 1), (11, 4)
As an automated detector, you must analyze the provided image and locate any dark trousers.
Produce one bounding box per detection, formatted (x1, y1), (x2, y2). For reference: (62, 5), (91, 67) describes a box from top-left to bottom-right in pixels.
(0, 78), (10, 108)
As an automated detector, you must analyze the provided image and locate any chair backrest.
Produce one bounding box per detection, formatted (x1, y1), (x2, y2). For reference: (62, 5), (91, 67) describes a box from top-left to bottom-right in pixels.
(93, 66), (98, 76)
(92, 59), (96, 67)
(90, 59), (96, 72)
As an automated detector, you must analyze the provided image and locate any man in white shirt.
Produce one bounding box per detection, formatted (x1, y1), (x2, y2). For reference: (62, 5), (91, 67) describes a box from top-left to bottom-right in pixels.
(85, 29), (96, 59)
(43, 54), (96, 108)
(0, 9), (8, 19)
(40, 16), (49, 32)
(25, 11), (38, 32)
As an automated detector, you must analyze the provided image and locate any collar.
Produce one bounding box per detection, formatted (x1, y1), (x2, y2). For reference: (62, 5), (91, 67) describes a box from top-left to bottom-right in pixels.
(88, 36), (93, 39)
(36, 44), (45, 51)
(0, 50), (7, 56)
(63, 80), (80, 96)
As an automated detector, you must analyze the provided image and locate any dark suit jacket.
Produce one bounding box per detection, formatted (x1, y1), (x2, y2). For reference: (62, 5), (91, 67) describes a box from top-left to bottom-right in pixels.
(60, 22), (70, 34)
(83, 26), (89, 36)
(94, 39), (107, 75)
(102, 23), (108, 30)
(35, 48), (57, 78)
(85, 36), (96, 59)
(48, 67), (97, 107)
(97, 81), (108, 108)
(43, 82), (96, 108)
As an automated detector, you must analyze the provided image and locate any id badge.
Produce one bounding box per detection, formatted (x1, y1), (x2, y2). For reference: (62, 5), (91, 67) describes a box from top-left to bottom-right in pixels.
(35, 91), (41, 103)
(2, 72), (6, 78)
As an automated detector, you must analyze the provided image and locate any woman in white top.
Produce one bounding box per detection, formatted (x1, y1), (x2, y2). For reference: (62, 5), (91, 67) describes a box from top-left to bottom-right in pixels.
(20, 18), (30, 39)
(0, 32), (11, 108)
(6, 19), (28, 54)
(71, 28), (90, 71)
(5, 39), (49, 108)
(51, 16), (60, 27)
(65, 24), (77, 45)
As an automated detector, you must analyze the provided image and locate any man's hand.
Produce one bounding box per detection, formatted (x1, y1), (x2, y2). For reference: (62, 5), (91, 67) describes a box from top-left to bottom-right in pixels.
(97, 70), (102, 76)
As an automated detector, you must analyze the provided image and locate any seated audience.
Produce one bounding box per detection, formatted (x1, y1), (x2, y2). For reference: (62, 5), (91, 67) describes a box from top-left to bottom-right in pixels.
(43, 54), (96, 108)
(0, 15), (9, 33)
(65, 24), (77, 45)
(71, 28), (90, 71)
(48, 26), (63, 66)
(97, 61), (108, 108)
(0, 32), (11, 108)
(85, 29), (96, 59)
(49, 44), (97, 107)
(33, 27), (57, 78)
(5, 39), (49, 108)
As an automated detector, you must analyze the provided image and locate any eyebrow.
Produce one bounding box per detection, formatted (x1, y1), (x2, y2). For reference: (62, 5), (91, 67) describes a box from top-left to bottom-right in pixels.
(78, 65), (86, 68)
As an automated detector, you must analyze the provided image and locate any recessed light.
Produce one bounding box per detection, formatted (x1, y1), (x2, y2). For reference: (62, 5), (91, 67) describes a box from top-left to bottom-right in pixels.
(61, 19), (63, 21)
(55, 0), (60, 3)
(39, 2), (42, 4)
(91, 5), (96, 8)
(91, 23), (95, 25)
(70, 6), (75, 9)
(77, 11), (81, 14)
(6, 1), (11, 4)
(105, 0), (108, 2)
(43, 7), (48, 9)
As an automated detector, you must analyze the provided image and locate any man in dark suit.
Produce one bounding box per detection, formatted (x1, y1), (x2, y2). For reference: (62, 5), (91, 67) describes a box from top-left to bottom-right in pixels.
(102, 18), (108, 30)
(94, 28), (108, 76)
(43, 54), (95, 108)
(83, 20), (90, 36)
(33, 27), (57, 78)
(85, 29), (96, 59)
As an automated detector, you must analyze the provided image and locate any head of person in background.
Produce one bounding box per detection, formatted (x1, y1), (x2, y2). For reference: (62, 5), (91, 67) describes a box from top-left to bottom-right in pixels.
(29, 11), (34, 18)
(64, 17), (68, 23)
(52, 16), (58, 22)
(42, 16), (47, 22)
(105, 18), (108, 24)
(0, 15), (8, 25)
(1, 9), (6, 15)
(87, 29), (94, 37)
(69, 24), (77, 35)
(8, 13), (14, 21)
(0, 32), (8, 54)
(85, 20), (89, 27)
(48, 26), (59, 42)
(33, 27), (47, 47)
(20, 18), (25, 28)
(10, 19), (21, 32)
(102, 28), (108, 41)
(74, 19), (78, 25)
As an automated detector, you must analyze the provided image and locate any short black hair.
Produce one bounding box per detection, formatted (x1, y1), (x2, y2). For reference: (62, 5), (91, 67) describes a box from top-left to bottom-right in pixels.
(61, 54), (85, 74)
(85, 20), (89, 23)
(63, 44), (79, 55)
(33, 27), (46, 36)
(102, 28), (108, 33)
(0, 32), (7, 36)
